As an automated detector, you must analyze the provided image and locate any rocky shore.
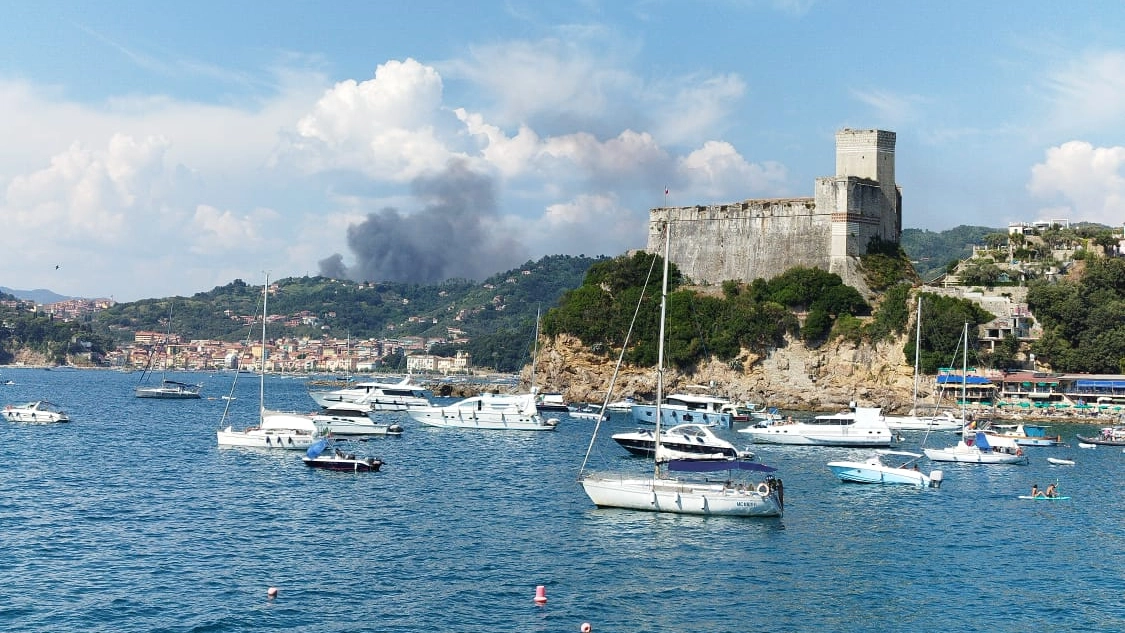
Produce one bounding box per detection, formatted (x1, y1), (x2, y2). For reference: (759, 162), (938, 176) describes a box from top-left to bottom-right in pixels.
(525, 334), (1118, 424)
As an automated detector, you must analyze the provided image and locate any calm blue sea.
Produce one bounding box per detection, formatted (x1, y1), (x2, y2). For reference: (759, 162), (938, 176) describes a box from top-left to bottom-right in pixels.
(1, 367), (1123, 633)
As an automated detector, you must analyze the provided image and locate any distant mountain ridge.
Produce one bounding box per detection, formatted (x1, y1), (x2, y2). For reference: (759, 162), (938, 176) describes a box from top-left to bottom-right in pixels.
(0, 287), (75, 304)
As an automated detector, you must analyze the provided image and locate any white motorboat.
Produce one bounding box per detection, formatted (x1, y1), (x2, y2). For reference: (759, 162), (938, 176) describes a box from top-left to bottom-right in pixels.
(923, 431), (1027, 464)
(631, 393), (734, 428)
(611, 423), (752, 460)
(827, 451), (943, 488)
(311, 402), (404, 436)
(882, 410), (964, 432)
(738, 405), (896, 447)
(579, 223), (783, 517)
(216, 273), (321, 451)
(3, 400), (69, 423)
(309, 376), (433, 411)
(406, 392), (559, 430)
(605, 397), (637, 413)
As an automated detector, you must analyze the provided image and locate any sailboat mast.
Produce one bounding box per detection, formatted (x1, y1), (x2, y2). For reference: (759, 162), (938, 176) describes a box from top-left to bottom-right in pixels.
(653, 223), (670, 477)
(912, 295), (921, 413)
(960, 321), (968, 433)
(260, 273), (268, 417)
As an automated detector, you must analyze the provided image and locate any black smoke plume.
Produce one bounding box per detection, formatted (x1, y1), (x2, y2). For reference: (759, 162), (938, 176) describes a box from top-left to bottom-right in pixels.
(319, 159), (528, 284)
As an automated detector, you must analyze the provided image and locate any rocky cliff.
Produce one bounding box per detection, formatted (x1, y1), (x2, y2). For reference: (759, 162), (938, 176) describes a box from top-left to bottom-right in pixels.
(528, 332), (924, 414)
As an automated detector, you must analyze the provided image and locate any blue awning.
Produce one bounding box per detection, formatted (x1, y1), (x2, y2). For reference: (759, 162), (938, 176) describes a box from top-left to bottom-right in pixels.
(668, 459), (777, 473)
(1075, 380), (1125, 389)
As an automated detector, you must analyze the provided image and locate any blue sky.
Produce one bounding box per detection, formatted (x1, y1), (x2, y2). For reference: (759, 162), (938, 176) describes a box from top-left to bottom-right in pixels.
(2, 1), (1123, 301)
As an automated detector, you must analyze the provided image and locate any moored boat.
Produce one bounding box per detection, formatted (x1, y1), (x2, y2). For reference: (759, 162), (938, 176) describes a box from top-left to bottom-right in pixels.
(3, 400), (69, 423)
(611, 423), (752, 460)
(406, 392), (559, 431)
(301, 438), (383, 472)
(827, 451), (943, 488)
(738, 405), (895, 447)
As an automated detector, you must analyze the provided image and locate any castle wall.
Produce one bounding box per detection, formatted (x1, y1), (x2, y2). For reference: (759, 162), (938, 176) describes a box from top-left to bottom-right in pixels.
(649, 199), (832, 285)
(649, 128), (900, 291)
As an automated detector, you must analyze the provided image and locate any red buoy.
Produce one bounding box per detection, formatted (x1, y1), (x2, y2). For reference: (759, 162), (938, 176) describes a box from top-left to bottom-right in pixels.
(533, 585), (547, 605)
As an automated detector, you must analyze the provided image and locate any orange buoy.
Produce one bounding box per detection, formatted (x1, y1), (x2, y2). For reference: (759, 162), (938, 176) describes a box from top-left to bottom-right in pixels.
(533, 585), (547, 605)
(267, 587), (278, 598)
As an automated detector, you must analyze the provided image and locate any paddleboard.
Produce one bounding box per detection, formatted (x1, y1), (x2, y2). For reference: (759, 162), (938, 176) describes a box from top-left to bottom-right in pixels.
(1046, 458), (1075, 466)
(1018, 495), (1070, 501)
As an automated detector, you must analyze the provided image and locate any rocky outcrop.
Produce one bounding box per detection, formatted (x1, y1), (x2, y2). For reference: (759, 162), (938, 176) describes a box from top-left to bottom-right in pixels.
(528, 332), (923, 414)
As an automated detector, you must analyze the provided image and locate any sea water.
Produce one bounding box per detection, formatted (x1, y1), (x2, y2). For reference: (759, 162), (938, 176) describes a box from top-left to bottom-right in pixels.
(1, 367), (1123, 632)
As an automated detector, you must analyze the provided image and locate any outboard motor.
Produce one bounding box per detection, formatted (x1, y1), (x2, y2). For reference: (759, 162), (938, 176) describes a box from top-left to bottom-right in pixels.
(928, 470), (944, 489)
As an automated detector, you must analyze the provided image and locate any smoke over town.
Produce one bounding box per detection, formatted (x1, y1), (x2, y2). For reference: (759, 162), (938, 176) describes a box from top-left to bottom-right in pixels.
(319, 159), (529, 284)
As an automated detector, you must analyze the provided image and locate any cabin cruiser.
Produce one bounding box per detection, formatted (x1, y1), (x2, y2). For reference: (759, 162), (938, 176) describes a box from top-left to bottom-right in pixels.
(612, 423), (752, 460)
(739, 406), (896, 446)
(309, 376), (433, 411)
(631, 393), (734, 429)
(406, 392), (559, 430)
(881, 410), (963, 432)
(3, 400), (69, 423)
(311, 402), (404, 436)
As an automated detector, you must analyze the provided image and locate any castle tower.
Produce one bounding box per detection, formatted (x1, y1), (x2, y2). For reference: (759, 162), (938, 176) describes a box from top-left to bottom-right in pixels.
(824, 129), (901, 282)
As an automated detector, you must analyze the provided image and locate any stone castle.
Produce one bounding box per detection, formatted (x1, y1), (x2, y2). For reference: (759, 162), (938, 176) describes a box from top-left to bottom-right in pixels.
(648, 129), (902, 293)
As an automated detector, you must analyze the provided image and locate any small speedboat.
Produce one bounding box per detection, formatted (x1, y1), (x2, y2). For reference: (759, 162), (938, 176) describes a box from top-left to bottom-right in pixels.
(3, 400), (69, 423)
(1046, 457), (1075, 466)
(301, 439), (383, 472)
(827, 451), (943, 488)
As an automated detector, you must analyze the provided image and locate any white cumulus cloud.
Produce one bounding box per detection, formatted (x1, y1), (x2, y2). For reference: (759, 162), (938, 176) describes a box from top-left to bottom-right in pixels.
(1027, 141), (1125, 224)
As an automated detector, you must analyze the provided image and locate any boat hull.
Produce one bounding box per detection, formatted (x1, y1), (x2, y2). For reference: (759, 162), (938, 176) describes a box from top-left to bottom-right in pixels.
(1075, 434), (1125, 446)
(407, 411), (557, 430)
(741, 428), (893, 446)
(581, 476), (782, 517)
(302, 456), (382, 472)
(922, 447), (1026, 464)
(827, 462), (931, 487)
(216, 427), (317, 450)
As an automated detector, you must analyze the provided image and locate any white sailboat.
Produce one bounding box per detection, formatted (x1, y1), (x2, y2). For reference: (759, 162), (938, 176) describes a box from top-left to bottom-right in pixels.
(579, 222), (784, 517)
(923, 323), (1026, 465)
(216, 274), (320, 450)
(134, 302), (203, 399)
(881, 295), (961, 432)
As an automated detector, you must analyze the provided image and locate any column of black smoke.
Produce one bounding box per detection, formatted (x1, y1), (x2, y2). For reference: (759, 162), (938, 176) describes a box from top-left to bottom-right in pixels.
(319, 158), (528, 283)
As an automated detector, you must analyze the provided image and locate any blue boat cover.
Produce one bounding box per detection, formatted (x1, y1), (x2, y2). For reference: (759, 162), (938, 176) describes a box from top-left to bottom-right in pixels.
(974, 432), (991, 451)
(306, 439), (329, 458)
(668, 459), (777, 473)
